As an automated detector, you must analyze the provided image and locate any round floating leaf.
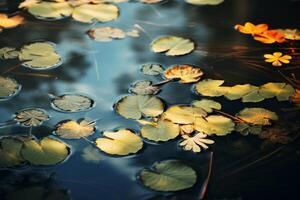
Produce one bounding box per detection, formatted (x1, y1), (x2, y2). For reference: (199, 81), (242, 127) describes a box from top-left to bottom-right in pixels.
(19, 42), (62, 70)
(129, 80), (160, 95)
(0, 47), (19, 59)
(241, 88), (265, 103)
(95, 129), (143, 156)
(21, 137), (70, 166)
(194, 79), (228, 97)
(236, 108), (278, 125)
(162, 105), (207, 125)
(139, 160), (197, 192)
(72, 4), (119, 23)
(51, 94), (95, 112)
(194, 115), (234, 136)
(225, 84), (258, 100)
(164, 65), (204, 83)
(55, 119), (96, 139)
(14, 108), (49, 127)
(115, 95), (164, 119)
(27, 2), (73, 19)
(235, 123), (262, 136)
(151, 36), (195, 56)
(0, 137), (25, 168)
(186, 0), (224, 5)
(0, 76), (21, 100)
(88, 26), (126, 42)
(259, 82), (295, 101)
(192, 99), (221, 113)
(141, 63), (164, 76)
(141, 120), (180, 142)
(277, 29), (300, 40)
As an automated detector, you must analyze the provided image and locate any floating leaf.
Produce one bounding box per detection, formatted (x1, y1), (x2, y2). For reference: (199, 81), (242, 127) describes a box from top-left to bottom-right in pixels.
(186, 0), (224, 5)
(235, 123), (262, 136)
(141, 120), (180, 142)
(236, 108), (278, 125)
(164, 65), (203, 83)
(55, 119), (96, 139)
(290, 89), (300, 107)
(95, 129), (143, 155)
(139, 160), (197, 192)
(179, 133), (214, 153)
(51, 94), (95, 112)
(14, 108), (49, 127)
(140, 0), (164, 4)
(224, 84), (258, 100)
(259, 82), (295, 101)
(0, 13), (24, 29)
(277, 29), (300, 40)
(0, 47), (19, 59)
(180, 124), (194, 135)
(87, 26), (125, 42)
(129, 80), (160, 95)
(162, 105), (207, 125)
(141, 63), (164, 76)
(194, 79), (228, 97)
(235, 22), (268, 35)
(254, 30), (285, 44)
(192, 99), (221, 113)
(27, 2), (73, 20)
(241, 87), (265, 103)
(0, 76), (21, 100)
(19, 42), (62, 70)
(194, 115), (234, 136)
(151, 36), (195, 56)
(81, 146), (101, 164)
(21, 137), (70, 166)
(0, 137), (25, 168)
(259, 126), (291, 144)
(115, 95), (164, 119)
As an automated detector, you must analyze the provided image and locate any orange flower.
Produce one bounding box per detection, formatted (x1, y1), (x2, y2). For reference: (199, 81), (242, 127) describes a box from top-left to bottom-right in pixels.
(254, 30), (285, 44)
(264, 52), (292, 67)
(235, 22), (268, 35)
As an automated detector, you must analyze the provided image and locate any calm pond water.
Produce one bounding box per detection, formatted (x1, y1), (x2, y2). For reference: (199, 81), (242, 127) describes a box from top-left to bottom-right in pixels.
(0, 0), (300, 199)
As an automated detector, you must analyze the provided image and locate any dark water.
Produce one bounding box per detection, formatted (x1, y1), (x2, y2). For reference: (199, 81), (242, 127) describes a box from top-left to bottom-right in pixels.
(0, 0), (300, 199)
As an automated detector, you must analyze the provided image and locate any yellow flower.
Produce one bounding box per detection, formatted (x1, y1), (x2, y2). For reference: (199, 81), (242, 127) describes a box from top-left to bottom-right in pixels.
(264, 52), (292, 67)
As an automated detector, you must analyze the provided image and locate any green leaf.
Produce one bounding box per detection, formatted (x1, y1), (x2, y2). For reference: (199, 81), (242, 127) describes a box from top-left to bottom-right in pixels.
(259, 82), (295, 101)
(0, 137), (25, 168)
(95, 129), (143, 156)
(235, 123), (262, 136)
(224, 84), (258, 100)
(141, 120), (180, 142)
(0, 76), (21, 99)
(129, 80), (160, 95)
(88, 26), (125, 42)
(55, 119), (96, 139)
(19, 42), (62, 70)
(194, 79), (228, 97)
(0, 47), (19, 59)
(140, 63), (164, 76)
(192, 99), (221, 113)
(115, 95), (164, 119)
(21, 137), (70, 166)
(139, 160), (197, 191)
(51, 94), (95, 112)
(151, 36), (195, 56)
(186, 0), (224, 5)
(236, 108), (278, 125)
(27, 2), (73, 20)
(14, 108), (49, 127)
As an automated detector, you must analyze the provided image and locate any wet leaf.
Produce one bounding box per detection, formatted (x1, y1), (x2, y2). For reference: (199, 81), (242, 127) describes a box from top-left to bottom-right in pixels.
(241, 87), (265, 103)
(259, 126), (292, 144)
(194, 115), (234, 136)
(129, 80), (160, 95)
(194, 79), (228, 97)
(277, 29), (300, 40)
(180, 124), (194, 135)
(81, 146), (101, 164)
(186, 0), (224, 5)
(179, 133), (214, 153)
(192, 99), (221, 113)
(141, 63), (164, 76)
(235, 123), (262, 136)
(151, 36), (195, 56)
(87, 26), (125, 42)
(139, 160), (197, 191)
(290, 89), (300, 107)
(21, 137), (70, 165)
(164, 65), (204, 83)
(0, 47), (19, 59)
(162, 105), (207, 125)
(141, 120), (180, 142)
(224, 84), (258, 100)
(259, 82), (295, 101)
(0, 76), (21, 100)
(236, 108), (278, 125)
(141, 0), (163, 3)
(55, 119), (96, 139)
(253, 30), (285, 44)
(19, 42), (62, 70)
(51, 94), (95, 112)
(14, 108), (49, 127)
(0, 13), (24, 29)
(115, 95), (164, 119)
(95, 129), (143, 155)
(0, 137), (25, 168)
(235, 22), (268, 35)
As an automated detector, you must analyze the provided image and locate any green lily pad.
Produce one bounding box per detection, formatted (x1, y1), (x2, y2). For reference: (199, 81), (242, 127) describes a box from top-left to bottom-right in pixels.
(0, 47), (19, 59)
(14, 108), (49, 127)
(129, 80), (160, 95)
(259, 82), (295, 101)
(194, 79), (228, 97)
(186, 0), (224, 5)
(0, 137), (25, 168)
(139, 160), (197, 191)
(95, 129), (143, 156)
(55, 119), (96, 139)
(21, 137), (70, 166)
(140, 63), (164, 76)
(192, 99), (221, 113)
(27, 2), (73, 19)
(236, 108), (278, 125)
(235, 123), (262, 136)
(0, 76), (21, 100)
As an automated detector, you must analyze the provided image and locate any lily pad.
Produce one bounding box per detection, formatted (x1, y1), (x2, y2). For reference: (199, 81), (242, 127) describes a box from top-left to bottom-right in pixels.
(115, 95), (164, 119)
(141, 120), (180, 142)
(0, 76), (21, 100)
(21, 137), (70, 166)
(236, 108), (278, 125)
(88, 26), (125, 42)
(51, 94), (95, 112)
(0, 137), (25, 168)
(164, 65), (204, 83)
(151, 36), (195, 56)
(14, 108), (49, 127)
(235, 123), (262, 136)
(194, 79), (228, 97)
(95, 129), (143, 156)
(186, 0), (224, 5)
(27, 2), (73, 20)
(139, 160), (197, 191)
(225, 84), (258, 100)
(129, 80), (160, 95)
(55, 119), (96, 139)
(141, 63), (164, 76)
(192, 99), (221, 113)
(259, 82), (295, 101)
(18, 42), (62, 70)
(0, 47), (19, 59)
